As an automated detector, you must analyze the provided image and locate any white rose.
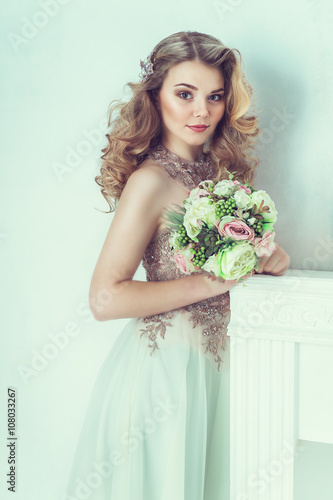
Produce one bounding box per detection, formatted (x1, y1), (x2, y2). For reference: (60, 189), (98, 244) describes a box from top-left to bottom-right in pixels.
(184, 187), (199, 207)
(183, 197), (216, 239)
(213, 179), (235, 197)
(201, 254), (220, 277)
(234, 189), (252, 209)
(169, 231), (182, 251)
(250, 190), (278, 224)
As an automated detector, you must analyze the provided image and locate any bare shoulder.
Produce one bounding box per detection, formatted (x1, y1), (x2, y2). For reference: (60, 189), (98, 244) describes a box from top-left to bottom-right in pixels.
(136, 157), (191, 198)
(118, 159), (173, 215)
(133, 157), (183, 194)
(134, 157), (170, 181)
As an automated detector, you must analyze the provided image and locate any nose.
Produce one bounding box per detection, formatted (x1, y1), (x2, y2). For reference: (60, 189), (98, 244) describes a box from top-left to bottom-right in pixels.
(193, 97), (209, 118)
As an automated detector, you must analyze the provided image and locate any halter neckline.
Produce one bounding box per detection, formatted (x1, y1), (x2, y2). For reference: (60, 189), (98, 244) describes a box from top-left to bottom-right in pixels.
(156, 142), (206, 168)
(142, 141), (215, 190)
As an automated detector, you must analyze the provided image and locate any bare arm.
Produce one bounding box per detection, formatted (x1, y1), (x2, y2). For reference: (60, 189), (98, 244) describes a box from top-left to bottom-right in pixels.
(89, 165), (237, 321)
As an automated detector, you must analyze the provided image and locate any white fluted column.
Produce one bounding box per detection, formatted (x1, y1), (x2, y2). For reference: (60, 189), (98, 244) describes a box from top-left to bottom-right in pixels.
(227, 269), (333, 500)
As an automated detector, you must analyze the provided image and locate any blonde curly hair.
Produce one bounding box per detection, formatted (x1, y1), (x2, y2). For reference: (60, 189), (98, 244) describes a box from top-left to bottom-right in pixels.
(96, 30), (260, 213)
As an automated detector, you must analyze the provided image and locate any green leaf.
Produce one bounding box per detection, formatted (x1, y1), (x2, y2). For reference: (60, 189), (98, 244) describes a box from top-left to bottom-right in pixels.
(161, 204), (186, 230)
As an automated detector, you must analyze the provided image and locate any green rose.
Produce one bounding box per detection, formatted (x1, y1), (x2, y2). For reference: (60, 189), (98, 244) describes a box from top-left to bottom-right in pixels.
(183, 197), (216, 240)
(251, 190), (278, 224)
(219, 241), (257, 280)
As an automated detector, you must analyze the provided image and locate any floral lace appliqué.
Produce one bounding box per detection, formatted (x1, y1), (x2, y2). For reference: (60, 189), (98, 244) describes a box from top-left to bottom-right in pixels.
(184, 296), (230, 372)
(139, 311), (174, 356)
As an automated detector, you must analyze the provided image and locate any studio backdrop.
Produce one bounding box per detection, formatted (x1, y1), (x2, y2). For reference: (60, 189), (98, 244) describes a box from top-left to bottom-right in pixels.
(1, 0), (332, 499)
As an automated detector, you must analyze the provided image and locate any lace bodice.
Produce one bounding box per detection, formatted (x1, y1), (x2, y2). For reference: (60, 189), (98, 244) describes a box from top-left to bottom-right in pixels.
(138, 142), (231, 372)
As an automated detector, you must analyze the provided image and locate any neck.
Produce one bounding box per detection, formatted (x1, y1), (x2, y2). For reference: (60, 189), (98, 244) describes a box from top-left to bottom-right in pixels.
(160, 138), (204, 163)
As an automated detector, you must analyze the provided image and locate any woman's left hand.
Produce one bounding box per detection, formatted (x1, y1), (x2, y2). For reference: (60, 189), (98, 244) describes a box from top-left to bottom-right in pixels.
(255, 242), (291, 276)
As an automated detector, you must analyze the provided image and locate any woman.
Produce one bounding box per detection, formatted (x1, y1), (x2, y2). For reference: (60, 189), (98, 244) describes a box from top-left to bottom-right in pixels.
(64, 31), (290, 500)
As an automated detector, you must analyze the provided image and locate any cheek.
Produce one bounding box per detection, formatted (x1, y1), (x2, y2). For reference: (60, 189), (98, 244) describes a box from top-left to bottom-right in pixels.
(160, 97), (188, 123)
(213, 102), (226, 123)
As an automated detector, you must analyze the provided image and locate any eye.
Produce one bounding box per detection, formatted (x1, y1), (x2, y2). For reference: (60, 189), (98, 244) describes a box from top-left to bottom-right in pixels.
(209, 94), (224, 101)
(178, 91), (192, 100)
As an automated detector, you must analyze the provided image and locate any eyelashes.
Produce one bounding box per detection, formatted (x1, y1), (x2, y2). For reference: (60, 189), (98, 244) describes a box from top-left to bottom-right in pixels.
(177, 91), (224, 101)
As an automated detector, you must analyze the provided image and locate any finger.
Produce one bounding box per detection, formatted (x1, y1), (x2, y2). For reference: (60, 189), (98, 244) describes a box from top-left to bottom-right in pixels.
(266, 263), (289, 276)
(262, 253), (283, 274)
(256, 255), (270, 273)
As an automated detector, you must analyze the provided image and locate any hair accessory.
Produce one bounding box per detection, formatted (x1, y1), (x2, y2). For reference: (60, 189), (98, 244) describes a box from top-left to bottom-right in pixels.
(139, 51), (154, 82)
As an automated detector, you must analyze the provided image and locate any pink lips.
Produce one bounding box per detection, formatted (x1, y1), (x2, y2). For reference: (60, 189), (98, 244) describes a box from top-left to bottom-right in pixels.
(187, 125), (209, 133)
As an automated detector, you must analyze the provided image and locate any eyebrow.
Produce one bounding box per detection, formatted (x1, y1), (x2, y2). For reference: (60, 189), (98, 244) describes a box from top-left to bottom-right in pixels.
(174, 83), (225, 93)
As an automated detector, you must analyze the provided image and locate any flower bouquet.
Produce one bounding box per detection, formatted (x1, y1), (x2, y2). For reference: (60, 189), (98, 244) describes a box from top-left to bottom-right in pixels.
(162, 171), (278, 283)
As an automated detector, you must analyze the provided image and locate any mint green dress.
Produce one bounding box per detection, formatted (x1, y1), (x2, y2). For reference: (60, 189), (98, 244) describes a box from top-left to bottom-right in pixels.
(63, 143), (231, 500)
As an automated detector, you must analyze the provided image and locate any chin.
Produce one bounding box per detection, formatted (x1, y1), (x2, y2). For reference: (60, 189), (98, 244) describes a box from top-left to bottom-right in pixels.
(186, 135), (207, 145)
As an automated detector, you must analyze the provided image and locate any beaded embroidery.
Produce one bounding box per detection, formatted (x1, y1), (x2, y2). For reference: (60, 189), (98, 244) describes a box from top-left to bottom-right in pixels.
(142, 142), (217, 190)
(138, 143), (231, 372)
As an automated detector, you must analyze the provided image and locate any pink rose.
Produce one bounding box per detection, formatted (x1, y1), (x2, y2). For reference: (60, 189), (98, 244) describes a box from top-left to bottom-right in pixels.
(253, 230), (276, 257)
(232, 180), (240, 186)
(215, 219), (255, 241)
(174, 248), (197, 274)
(238, 184), (252, 195)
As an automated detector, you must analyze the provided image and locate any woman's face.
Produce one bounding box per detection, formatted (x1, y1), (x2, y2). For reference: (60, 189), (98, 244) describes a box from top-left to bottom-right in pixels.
(156, 59), (226, 156)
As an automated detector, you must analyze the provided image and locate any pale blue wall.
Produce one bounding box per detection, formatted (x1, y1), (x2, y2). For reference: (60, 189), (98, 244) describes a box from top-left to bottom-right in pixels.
(1, 1), (332, 499)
